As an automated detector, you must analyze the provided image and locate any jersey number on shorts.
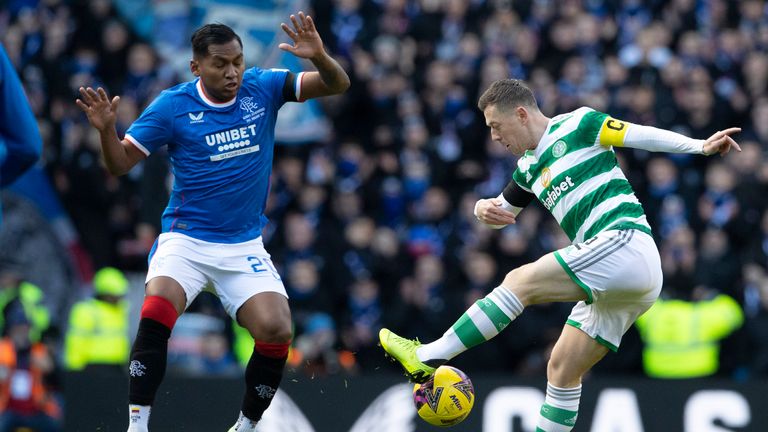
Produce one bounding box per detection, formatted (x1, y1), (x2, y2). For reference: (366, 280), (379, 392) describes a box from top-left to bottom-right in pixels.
(247, 256), (281, 280)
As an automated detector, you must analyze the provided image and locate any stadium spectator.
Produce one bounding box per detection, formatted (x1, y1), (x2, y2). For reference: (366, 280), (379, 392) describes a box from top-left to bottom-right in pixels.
(636, 287), (744, 379)
(75, 13), (350, 432)
(0, 267), (50, 344)
(64, 267), (130, 371)
(659, 225), (698, 297)
(642, 157), (693, 239)
(175, 329), (240, 378)
(694, 228), (743, 299)
(289, 312), (346, 375)
(0, 306), (61, 432)
(697, 162), (740, 231)
(342, 277), (383, 366)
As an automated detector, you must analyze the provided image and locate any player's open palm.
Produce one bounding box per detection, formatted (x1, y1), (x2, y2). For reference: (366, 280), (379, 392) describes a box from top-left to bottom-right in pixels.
(76, 86), (120, 132)
(702, 127), (741, 156)
(279, 11), (324, 60)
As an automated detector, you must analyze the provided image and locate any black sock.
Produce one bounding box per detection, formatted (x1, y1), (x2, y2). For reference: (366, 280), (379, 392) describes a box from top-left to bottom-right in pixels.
(241, 350), (287, 421)
(128, 318), (172, 406)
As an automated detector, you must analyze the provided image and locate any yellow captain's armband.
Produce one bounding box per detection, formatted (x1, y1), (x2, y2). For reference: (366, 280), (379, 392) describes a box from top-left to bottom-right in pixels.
(599, 117), (630, 147)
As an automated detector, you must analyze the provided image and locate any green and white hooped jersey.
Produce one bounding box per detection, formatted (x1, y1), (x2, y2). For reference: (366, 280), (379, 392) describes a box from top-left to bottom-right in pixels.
(512, 106), (652, 243)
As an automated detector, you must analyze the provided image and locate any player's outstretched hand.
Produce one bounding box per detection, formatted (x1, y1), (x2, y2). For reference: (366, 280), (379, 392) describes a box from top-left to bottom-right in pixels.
(474, 198), (517, 228)
(702, 127), (741, 157)
(76, 87), (120, 132)
(279, 11), (325, 60)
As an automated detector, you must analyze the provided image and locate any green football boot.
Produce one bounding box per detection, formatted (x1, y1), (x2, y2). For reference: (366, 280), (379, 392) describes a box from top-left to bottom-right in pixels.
(379, 328), (438, 383)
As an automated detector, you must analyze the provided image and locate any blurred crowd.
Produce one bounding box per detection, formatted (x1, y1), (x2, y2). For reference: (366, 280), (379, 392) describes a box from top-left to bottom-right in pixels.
(1, 0), (768, 387)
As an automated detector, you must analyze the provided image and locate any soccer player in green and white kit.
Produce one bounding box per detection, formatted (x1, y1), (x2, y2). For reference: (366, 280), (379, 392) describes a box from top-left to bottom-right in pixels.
(379, 79), (741, 431)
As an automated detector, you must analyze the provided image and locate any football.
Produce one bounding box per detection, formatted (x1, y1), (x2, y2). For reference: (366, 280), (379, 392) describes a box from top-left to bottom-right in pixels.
(412, 365), (475, 427)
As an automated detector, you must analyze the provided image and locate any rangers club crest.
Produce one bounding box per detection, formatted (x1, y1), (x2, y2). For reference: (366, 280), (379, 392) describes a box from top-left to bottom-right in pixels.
(240, 97), (265, 122)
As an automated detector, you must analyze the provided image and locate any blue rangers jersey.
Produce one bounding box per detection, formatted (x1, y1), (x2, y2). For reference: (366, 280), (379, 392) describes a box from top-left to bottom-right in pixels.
(126, 67), (301, 243)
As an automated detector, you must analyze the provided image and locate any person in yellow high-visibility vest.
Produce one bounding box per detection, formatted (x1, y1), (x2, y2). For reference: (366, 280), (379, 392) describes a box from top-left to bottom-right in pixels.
(0, 269), (50, 342)
(636, 288), (743, 378)
(65, 267), (130, 371)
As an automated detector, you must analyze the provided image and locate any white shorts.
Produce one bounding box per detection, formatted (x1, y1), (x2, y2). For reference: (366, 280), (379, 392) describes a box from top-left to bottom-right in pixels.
(146, 232), (287, 319)
(554, 229), (662, 351)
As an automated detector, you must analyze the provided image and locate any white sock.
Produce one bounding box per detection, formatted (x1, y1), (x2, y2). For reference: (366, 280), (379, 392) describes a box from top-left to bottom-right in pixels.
(536, 383), (581, 431)
(230, 411), (259, 432)
(416, 286), (524, 363)
(127, 404), (151, 432)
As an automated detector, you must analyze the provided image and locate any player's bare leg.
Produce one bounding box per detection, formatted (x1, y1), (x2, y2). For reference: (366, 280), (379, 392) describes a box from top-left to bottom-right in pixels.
(127, 277), (186, 432)
(536, 325), (608, 431)
(229, 292), (292, 432)
(548, 325), (608, 387)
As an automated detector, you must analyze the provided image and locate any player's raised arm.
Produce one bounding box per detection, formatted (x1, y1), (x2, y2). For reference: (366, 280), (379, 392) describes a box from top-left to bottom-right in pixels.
(278, 11), (350, 99)
(76, 86), (145, 176)
(474, 179), (535, 229)
(597, 115), (741, 157)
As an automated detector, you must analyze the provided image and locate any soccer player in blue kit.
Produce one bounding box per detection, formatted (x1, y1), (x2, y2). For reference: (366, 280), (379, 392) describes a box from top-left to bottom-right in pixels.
(75, 13), (349, 432)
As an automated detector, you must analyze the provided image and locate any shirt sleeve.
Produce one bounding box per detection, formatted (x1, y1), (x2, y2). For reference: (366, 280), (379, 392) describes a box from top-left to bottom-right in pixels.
(597, 115), (705, 154)
(278, 71), (303, 103)
(501, 179), (535, 213)
(0, 44), (42, 186)
(124, 92), (174, 155)
(259, 68), (291, 110)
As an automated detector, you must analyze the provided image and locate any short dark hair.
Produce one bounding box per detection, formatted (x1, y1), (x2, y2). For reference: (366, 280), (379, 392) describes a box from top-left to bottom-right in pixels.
(477, 79), (538, 112)
(191, 23), (243, 58)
